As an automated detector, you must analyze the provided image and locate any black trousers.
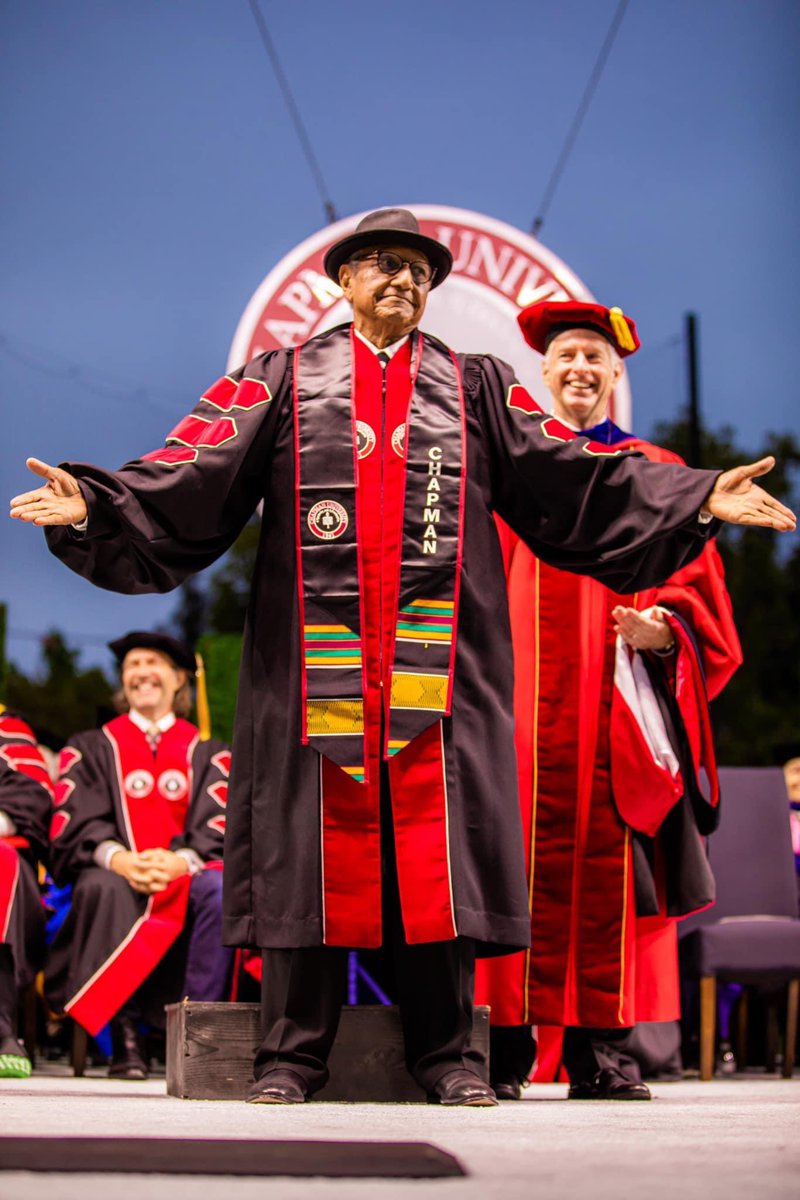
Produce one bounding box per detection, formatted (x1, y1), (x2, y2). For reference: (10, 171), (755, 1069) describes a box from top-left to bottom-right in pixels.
(562, 1026), (642, 1084)
(0, 856), (45, 1040)
(255, 764), (482, 1095)
(488, 1024), (538, 1087)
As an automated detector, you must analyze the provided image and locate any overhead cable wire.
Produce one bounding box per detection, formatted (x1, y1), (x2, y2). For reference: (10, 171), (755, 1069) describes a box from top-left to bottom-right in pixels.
(0, 331), (191, 416)
(246, 0), (339, 224)
(631, 333), (683, 360)
(8, 627), (111, 649)
(532, 0), (630, 237)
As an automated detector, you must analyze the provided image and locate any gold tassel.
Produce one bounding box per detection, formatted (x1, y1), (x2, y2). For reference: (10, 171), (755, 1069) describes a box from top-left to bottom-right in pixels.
(609, 306), (636, 353)
(0, 703), (5, 716)
(195, 652), (212, 741)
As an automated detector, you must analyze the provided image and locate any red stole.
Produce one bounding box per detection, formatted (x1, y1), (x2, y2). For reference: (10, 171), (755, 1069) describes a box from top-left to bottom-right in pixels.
(0, 839), (20, 943)
(316, 335), (458, 948)
(65, 715), (196, 1035)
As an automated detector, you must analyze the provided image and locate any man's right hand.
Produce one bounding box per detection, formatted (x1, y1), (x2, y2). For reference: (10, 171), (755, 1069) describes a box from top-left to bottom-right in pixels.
(9, 458), (87, 526)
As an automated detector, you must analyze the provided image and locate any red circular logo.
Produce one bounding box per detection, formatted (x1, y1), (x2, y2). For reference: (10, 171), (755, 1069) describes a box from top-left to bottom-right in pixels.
(124, 769), (154, 798)
(356, 420), (376, 459)
(158, 769), (189, 802)
(391, 423), (406, 459)
(228, 205), (631, 427)
(308, 500), (349, 541)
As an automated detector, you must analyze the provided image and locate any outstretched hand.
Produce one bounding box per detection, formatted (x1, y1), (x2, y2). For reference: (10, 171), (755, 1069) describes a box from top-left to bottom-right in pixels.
(9, 458), (87, 526)
(704, 457), (796, 531)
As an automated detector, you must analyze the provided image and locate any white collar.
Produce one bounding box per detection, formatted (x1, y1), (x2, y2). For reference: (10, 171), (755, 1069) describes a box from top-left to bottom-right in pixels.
(353, 328), (410, 360)
(128, 709), (176, 734)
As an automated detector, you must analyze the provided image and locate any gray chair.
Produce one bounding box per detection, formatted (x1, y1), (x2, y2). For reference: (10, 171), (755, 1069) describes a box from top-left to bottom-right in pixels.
(679, 767), (800, 1080)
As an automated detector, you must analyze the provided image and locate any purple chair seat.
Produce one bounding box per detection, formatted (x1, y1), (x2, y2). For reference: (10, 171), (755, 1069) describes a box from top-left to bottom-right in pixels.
(683, 916), (800, 979)
(677, 767), (799, 1078)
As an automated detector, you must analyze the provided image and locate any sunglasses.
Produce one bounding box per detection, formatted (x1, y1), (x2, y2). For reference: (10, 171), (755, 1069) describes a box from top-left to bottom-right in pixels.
(355, 251), (435, 287)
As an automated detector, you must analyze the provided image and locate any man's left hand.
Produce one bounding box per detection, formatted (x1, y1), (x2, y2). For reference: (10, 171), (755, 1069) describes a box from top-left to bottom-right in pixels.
(612, 606), (674, 651)
(136, 847), (189, 892)
(703, 457), (796, 531)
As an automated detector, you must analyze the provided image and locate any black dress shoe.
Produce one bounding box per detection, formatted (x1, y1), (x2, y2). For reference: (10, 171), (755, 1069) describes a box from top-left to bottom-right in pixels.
(246, 1068), (308, 1105)
(568, 1067), (651, 1101)
(428, 1069), (498, 1107)
(108, 1015), (148, 1080)
(492, 1080), (523, 1101)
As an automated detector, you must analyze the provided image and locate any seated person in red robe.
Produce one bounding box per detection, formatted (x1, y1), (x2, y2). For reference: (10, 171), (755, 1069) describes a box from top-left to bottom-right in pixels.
(476, 301), (742, 1100)
(45, 632), (232, 1078)
(0, 708), (53, 1077)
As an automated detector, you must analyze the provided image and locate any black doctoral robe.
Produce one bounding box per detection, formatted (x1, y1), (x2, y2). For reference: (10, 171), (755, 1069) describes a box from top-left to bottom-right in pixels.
(44, 325), (720, 957)
(46, 717), (229, 1031)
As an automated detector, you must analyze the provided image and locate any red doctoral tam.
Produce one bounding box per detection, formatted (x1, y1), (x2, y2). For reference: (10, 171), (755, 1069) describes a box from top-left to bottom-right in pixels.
(518, 301), (640, 358)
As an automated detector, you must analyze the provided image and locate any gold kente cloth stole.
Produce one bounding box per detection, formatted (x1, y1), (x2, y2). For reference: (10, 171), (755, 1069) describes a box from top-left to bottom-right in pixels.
(293, 325), (466, 785)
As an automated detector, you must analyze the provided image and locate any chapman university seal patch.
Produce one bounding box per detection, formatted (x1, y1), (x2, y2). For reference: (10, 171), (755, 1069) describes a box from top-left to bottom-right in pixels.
(124, 769), (154, 798)
(228, 205), (632, 427)
(308, 500), (349, 541)
(391, 423), (406, 459)
(356, 420), (376, 459)
(158, 769), (189, 802)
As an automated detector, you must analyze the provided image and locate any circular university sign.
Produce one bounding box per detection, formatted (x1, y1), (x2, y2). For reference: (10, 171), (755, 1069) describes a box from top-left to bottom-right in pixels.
(228, 205), (631, 427)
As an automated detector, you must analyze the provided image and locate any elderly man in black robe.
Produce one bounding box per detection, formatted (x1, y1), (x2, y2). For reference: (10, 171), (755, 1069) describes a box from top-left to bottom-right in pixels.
(9, 209), (795, 1105)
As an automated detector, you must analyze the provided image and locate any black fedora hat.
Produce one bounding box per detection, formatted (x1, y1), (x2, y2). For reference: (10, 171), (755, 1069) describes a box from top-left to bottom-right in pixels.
(324, 208), (453, 289)
(108, 631), (197, 675)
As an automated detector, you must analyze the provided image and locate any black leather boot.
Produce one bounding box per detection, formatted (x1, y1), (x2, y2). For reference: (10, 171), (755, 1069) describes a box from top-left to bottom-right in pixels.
(109, 1014), (148, 1080)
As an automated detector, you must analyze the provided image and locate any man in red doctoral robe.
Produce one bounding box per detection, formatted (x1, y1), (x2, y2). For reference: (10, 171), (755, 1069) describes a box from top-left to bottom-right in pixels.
(475, 300), (743, 1100)
(45, 631), (232, 1078)
(9, 210), (794, 1105)
(0, 707), (53, 1077)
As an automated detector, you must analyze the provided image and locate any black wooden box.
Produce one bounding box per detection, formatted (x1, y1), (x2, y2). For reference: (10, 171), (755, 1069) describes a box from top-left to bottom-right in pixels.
(166, 1001), (489, 1103)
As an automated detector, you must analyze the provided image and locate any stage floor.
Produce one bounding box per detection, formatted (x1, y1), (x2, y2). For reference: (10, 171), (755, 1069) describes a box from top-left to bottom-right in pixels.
(1, 1071), (798, 1199)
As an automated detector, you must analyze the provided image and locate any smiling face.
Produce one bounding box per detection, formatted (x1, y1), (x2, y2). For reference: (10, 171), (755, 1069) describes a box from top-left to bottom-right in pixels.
(338, 242), (431, 347)
(542, 328), (623, 429)
(121, 648), (186, 722)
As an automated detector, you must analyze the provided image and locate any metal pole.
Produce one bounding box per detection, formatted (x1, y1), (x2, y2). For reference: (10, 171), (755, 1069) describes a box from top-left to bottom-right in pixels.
(685, 312), (702, 468)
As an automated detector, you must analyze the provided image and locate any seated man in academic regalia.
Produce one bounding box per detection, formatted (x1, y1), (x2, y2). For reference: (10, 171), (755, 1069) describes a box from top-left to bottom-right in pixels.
(0, 707), (53, 1078)
(45, 632), (232, 1079)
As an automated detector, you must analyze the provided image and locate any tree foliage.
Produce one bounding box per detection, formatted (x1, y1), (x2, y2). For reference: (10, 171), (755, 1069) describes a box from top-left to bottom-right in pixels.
(5, 631), (114, 747)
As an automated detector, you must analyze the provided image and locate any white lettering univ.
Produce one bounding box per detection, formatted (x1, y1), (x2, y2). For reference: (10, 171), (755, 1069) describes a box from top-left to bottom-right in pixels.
(432, 224), (570, 309)
(264, 272), (343, 348)
(465, 237), (516, 289)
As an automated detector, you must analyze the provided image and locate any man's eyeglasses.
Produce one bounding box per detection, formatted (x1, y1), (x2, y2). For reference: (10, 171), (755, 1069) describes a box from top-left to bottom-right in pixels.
(354, 251), (435, 287)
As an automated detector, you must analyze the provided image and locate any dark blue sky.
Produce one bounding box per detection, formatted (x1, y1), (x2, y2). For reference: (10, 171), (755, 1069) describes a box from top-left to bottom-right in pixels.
(2, 0), (798, 674)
